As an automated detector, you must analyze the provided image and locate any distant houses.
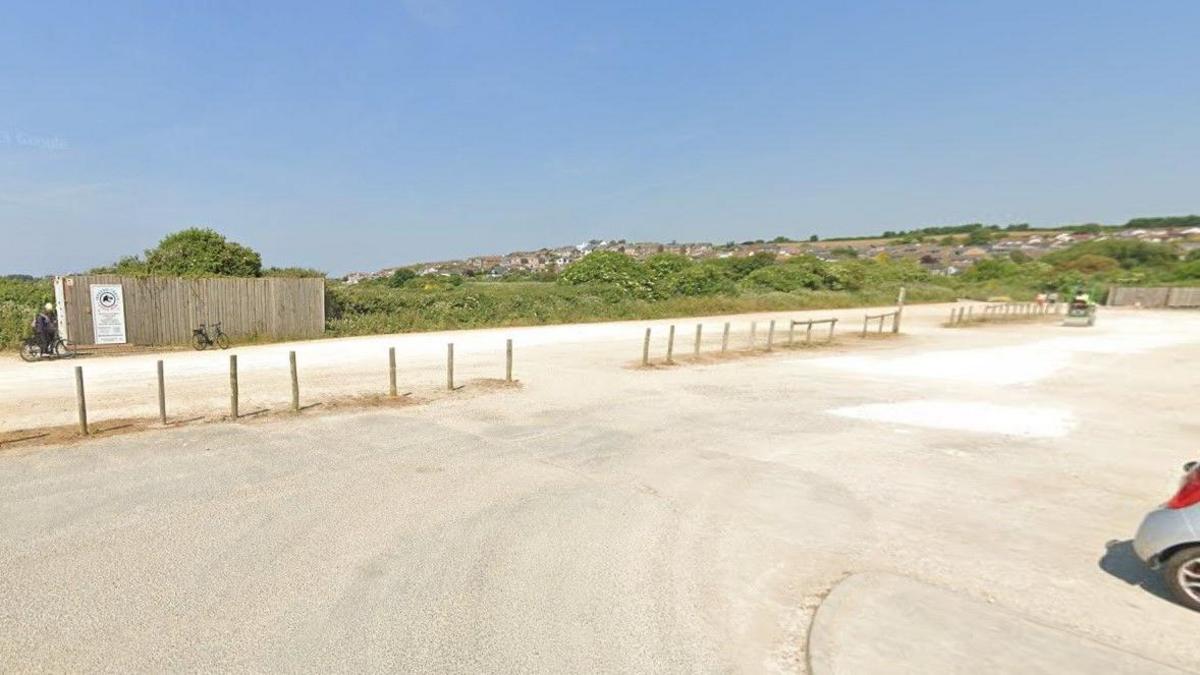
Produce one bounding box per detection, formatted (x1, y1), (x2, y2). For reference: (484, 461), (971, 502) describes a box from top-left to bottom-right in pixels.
(340, 224), (1200, 283)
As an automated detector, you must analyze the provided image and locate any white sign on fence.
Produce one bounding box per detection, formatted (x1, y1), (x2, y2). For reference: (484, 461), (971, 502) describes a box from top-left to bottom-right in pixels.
(90, 284), (127, 344)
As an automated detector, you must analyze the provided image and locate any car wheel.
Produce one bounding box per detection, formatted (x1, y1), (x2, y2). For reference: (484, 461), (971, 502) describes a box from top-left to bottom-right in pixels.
(1163, 546), (1200, 612)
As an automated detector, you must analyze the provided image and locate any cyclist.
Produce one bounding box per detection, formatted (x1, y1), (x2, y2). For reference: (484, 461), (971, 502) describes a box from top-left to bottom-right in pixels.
(32, 303), (57, 355)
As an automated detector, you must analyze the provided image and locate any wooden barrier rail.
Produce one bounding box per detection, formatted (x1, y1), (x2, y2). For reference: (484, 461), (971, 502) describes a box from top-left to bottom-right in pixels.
(862, 311), (899, 337)
(789, 318), (838, 346)
(642, 317), (839, 365)
(947, 301), (1058, 326)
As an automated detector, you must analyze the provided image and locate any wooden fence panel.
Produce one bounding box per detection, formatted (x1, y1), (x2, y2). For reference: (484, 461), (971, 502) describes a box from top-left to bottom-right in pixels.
(1107, 286), (1200, 308)
(59, 275), (325, 346)
(1167, 287), (1200, 308)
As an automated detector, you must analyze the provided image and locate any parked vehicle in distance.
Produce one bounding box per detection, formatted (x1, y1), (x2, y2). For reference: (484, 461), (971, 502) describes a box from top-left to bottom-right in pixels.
(192, 322), (231, 350)
(1063, 298), (1096, 327)
(1134, 460), (1200, 611)
(19, 335), (76, 362)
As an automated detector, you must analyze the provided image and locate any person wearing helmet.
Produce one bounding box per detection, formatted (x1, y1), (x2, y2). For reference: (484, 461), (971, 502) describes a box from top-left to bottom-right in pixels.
(33, 303), (57, 355)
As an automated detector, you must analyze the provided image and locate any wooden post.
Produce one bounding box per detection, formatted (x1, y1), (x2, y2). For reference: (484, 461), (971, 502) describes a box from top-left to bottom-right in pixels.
(967, 306), (974, 321)
(74, 366), (88, 435)
(862, 316), (869, 337)
(894, 286), (906, 333)
(766, 320), (776, 351)
(157, 360), (167, 425)
(787, 321), (795, 347)
(878, 315), (885, 333)
(957, 307), (966, 323)
(642, 328), (651, 366)
(949, 308), (957, 325)
(289, 351), (300, 412)
(506, 339), (513, 382)
(806, 320), (814, 344)
(749, 321), (757, 349)
(229, 355), (238, 419)
(721, 322), (730, 353)
(388, 347), (398, 397)
(694, 324), (702, 356)
(446, 343), (454, 391)
(829, 318), (837, 340)
(666, 325), (675, 363)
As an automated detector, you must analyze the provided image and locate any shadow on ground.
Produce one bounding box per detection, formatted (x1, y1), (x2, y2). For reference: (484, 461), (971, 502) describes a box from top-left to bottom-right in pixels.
(1099, 539), (1173, 603)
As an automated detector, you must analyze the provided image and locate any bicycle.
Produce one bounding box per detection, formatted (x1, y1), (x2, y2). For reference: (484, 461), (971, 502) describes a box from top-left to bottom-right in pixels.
(19, 335), (76, 362)
(192, 322), (231, 350)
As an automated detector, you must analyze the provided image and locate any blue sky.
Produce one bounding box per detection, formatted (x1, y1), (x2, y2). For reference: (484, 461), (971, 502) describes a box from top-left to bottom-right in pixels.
(3, 1), (1198, 276)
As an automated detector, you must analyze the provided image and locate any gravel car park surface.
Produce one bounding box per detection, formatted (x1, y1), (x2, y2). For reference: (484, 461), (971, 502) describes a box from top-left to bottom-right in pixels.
(1, 306), (1198, 672)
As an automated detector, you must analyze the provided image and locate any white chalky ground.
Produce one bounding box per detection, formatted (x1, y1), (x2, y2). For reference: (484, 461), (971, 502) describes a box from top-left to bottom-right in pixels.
(2, 305), (1199, 672)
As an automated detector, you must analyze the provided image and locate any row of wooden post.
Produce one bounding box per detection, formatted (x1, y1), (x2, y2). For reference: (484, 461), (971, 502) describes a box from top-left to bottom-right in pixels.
(641, 318), (837, 366)
(71, 339), (515, 435)
(948, 302), (1056, 326)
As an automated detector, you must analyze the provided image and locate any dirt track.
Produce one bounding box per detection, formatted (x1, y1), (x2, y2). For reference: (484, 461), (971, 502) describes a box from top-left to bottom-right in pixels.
(2, 305), (1199, 672)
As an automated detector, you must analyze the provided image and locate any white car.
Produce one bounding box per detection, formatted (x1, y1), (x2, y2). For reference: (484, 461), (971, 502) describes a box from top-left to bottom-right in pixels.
(1134, 461), (1200, 611)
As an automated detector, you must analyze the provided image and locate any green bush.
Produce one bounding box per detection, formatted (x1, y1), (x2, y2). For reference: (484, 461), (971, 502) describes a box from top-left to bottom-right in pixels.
(667, 265), (737, 296)
(720, 252), (777, 280)
(404, 274), (464, 291)
(558, 251), (651, 297)
(961, 258), (1021, 281)
(1043, 239), (1178, 269)
(263, 266), (326, 278)
(0, 301), (34, 350)
(0, 278), (52, 349)
(92, 228), (263, 277)
(325, 278), (953, 338)
(836, 258), (931, 289)
(741, 256), (848, 292)
(387, 268), (417, 286)
(1171, 260), (1200, 280)
(644, 253), (691, 280)
(1060, 254), (1120, 274)
(0, 277), (52, 307)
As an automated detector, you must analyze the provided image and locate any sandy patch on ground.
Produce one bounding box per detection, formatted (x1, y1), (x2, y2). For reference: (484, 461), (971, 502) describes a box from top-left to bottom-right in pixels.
(829, 400), (1075, 438)
(807, 314), (1200, 386)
